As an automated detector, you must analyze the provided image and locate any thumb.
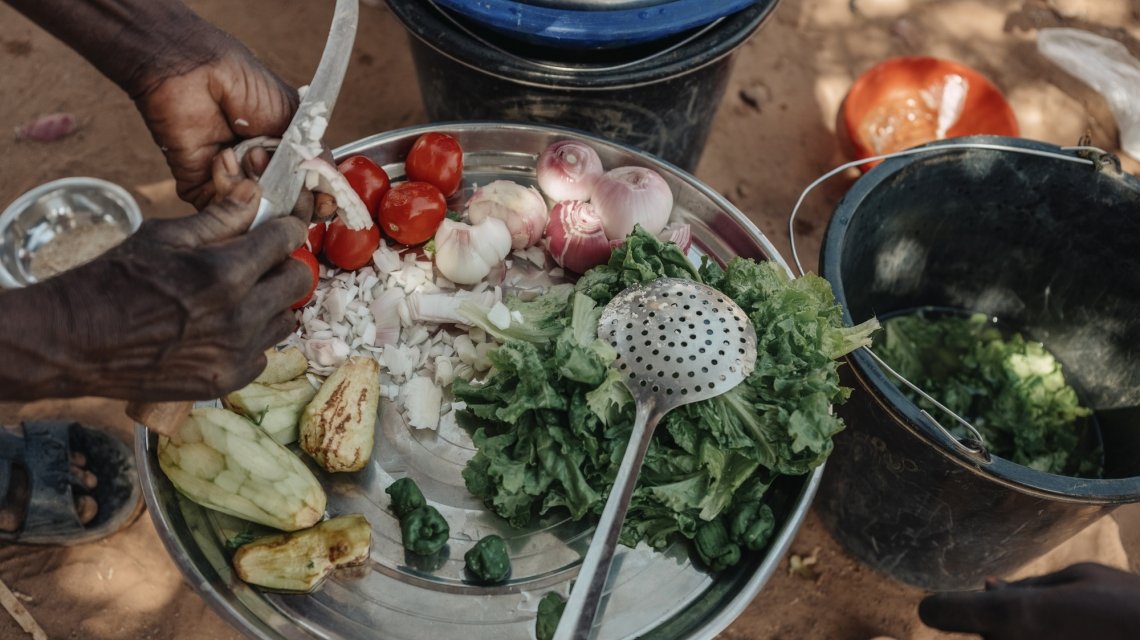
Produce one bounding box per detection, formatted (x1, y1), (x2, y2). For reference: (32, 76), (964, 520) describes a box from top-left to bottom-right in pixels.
(177, 179), (262, 246)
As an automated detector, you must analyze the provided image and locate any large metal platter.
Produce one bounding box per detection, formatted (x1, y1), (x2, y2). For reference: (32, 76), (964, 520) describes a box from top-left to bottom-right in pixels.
(136, 122), (822, 640)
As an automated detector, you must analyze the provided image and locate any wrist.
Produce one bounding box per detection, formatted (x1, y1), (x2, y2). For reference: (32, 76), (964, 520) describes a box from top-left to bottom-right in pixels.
(0, 281), (85, 400)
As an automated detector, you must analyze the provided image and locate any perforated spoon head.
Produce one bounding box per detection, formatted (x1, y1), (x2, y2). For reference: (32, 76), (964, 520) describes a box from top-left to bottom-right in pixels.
(598, 277), (758, 412)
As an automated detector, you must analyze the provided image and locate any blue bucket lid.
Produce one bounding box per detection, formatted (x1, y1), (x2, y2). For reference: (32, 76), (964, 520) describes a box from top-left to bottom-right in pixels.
(428, 0), (762, 50)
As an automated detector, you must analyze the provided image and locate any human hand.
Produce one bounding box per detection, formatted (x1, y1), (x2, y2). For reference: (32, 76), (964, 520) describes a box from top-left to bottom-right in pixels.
(133, 34), (297, 209)
(38, 179), (309, 401)
(919, 562), (1140, 640)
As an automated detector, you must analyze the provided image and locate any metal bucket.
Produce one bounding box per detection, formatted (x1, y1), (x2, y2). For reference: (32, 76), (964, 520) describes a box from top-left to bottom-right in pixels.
(816, 136), (1140, 591)
(385, 0), (779, 171)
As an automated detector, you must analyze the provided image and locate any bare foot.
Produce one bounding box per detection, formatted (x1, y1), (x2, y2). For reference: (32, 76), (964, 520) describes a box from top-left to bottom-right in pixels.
(0, 451), (100, 533)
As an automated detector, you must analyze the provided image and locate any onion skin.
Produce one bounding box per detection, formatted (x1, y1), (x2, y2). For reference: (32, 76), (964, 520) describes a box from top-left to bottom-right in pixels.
(592, 166), (673, 241)
(544, 201), (613, 275)
(536, 140), (604, 203)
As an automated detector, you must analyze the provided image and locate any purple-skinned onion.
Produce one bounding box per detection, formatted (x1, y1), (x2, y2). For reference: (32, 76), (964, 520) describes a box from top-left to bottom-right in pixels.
(544, 200), (613, 275)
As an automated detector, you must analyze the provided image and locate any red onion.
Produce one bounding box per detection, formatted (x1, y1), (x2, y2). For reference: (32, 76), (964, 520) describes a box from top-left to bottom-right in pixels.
(536, 140), (604, 203)
(14, 112), (78, 142)
(544, 201), (613, 275)
(657, 223), (692, 253)
(592, 166), (673, 241)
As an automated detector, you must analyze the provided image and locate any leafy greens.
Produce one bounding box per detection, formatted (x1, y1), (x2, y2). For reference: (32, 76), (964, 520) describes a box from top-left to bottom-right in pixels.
(456, 227), (878, 568)
(874, 311), (1101, 476)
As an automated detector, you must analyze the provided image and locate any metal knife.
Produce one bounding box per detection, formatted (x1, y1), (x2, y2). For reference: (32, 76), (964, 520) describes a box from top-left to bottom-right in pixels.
(249, 0), (359, 229)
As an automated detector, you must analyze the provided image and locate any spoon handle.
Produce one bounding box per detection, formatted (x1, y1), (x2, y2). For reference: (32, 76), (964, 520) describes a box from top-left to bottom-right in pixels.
(554, 402), (661, 640)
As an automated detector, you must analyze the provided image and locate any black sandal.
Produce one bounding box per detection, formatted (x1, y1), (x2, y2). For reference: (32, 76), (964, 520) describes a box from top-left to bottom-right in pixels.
(0, 421), (142, 545)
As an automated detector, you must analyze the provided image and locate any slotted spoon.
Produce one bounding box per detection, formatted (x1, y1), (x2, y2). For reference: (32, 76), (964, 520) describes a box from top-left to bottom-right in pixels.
(554, 277), (758, 640)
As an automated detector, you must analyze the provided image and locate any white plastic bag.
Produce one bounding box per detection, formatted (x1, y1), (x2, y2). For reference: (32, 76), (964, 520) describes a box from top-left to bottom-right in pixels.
(1038, 28), (1140, 160)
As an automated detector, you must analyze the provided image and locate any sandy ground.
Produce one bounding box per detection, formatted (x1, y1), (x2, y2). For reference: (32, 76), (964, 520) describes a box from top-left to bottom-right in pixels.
(1, 0), (1139, 638)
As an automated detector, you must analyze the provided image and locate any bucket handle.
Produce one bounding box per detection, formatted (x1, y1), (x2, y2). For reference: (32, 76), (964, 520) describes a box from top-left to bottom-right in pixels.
(424, 0), (727, 74)
(786, 141), (1121, 466)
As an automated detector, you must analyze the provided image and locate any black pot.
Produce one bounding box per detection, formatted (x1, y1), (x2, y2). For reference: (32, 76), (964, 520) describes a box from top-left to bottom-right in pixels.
(817, 136), (1140, 591)
(385, 0), (779, 172)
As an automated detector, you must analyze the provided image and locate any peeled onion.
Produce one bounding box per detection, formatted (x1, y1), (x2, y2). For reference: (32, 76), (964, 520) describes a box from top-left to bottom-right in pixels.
(465, 180), (548, 250)
(536, 140), (604, 203)
(592, 166), (673, 241)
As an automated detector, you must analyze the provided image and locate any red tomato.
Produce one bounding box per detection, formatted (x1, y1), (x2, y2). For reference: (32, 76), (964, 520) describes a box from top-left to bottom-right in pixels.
(338, 155), (390, 220)
(378, 181), (448, 246)
(323, 219), (381, 270)
(306, 222), (326, 255)
(405, 132), (463, 197)
(290, 247), (320, 310)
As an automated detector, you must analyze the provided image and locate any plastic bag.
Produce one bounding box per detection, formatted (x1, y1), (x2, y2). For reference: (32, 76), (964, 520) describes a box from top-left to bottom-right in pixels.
(1038, 28), (1140, 160)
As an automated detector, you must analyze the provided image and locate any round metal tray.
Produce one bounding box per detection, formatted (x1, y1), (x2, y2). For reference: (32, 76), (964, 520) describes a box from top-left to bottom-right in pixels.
(136, 122), (821, 640)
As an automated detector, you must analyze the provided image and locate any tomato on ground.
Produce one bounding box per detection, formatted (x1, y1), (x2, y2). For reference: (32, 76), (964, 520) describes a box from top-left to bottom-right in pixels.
(323, 218), (381, 271)
(405, 132), (463, 198)
(378, 181), (448, 246)
(290, 247), (320, 309)
(306, 222), (326, 255)
(338, 155), (391, 221)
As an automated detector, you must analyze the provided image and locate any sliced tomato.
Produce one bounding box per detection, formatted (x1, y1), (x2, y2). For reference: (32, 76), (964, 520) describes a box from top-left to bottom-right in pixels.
(405, 132), (463, 198)
(378, 181), (448, 246)
(338, 155), (390, 220)
(306, 222), (326, 255)
(290, 246), (320, 310)
(323, 219), (381, 271)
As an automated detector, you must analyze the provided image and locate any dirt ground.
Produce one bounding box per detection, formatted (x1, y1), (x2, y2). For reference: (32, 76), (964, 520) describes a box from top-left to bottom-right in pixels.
(1, 0), (1139, 638)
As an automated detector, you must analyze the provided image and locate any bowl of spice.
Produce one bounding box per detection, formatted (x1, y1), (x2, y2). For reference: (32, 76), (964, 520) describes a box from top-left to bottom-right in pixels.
(839, 56), (1019, 168)
(0, 177), (140, 288)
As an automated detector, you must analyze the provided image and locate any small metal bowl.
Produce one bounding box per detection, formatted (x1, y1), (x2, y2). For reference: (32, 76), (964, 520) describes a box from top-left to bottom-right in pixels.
(0, 177), (141, 288)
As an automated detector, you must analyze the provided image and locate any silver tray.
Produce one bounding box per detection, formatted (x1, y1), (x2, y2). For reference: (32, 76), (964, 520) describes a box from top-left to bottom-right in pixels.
(136, 122), (822, 640)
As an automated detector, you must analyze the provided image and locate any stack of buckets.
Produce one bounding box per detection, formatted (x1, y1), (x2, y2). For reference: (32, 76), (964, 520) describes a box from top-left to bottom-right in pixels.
(385, 0), (781, 171)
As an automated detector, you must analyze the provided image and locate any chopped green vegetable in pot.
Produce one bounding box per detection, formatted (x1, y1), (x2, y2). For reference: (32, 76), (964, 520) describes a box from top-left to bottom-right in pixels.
(399, 505), (450, 556)
(464, 534), (511, 583)
(874, 311), (1101, 476)
(535, 592), (567, 640)
(455, 227), (878, 569)
(385, 477), (426, 520)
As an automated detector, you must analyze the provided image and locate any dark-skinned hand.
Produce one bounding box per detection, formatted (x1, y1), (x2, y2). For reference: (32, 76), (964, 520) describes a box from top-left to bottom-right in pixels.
(919, 562), (1140, 640)
(133, 34), (297, 208)
(31, 178), (310, 401)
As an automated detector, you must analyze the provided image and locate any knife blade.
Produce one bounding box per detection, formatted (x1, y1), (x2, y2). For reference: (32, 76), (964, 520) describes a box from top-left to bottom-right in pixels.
(250, 0), (359, 229)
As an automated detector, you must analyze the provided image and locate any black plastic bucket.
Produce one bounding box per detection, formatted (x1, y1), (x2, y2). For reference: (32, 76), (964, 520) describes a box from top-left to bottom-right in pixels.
(817, 136), (1140, 591)
(385, 0), (779, 171)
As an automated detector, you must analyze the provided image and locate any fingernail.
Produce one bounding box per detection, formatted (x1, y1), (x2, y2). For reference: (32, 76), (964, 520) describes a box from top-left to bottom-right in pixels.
(222, 148), (240, 176)
(231, 180), (258, 204)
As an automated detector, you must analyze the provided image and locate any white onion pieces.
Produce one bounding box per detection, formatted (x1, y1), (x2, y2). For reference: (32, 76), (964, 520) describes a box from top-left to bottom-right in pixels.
(536, 140), (604, 203)
(465, 180), (548, 250)
(592, 166), (673, 240)
(544, 200), (613, 275)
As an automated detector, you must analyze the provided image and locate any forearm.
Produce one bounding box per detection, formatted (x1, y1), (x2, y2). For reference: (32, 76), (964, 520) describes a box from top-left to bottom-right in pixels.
(3, 0), (227, 96)
(0, 284), (85, 401)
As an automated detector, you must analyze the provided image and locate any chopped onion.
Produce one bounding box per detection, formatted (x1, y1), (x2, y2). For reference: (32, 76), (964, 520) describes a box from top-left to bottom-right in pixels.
(536, 140), (604, 203)
(592, 166), (673, 241)
(544, 200), (613, 275)
(465, 180), (548, 250)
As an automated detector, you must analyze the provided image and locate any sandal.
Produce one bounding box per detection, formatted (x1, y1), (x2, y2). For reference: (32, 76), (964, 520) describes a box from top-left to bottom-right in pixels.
(0, 420), (142, 545)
